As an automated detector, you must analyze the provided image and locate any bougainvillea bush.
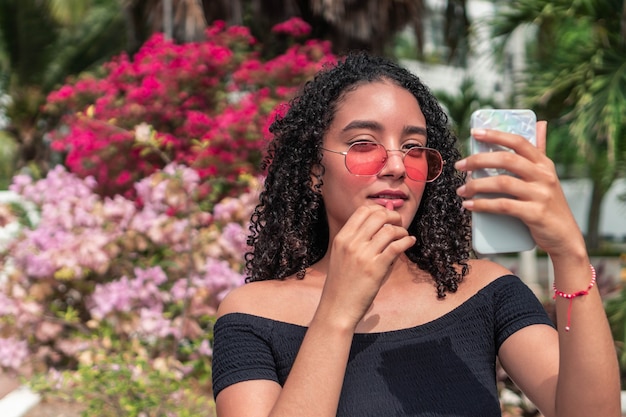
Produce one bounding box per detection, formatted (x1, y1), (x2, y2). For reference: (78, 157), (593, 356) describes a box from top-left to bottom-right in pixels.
(43, 18), (335, 200)
(2, 164), (260, 415)
(0, 18), (335, 416)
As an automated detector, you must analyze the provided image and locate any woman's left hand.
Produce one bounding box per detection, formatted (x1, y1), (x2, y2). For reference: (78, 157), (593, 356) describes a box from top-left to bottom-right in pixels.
(455, 121), (586, 260)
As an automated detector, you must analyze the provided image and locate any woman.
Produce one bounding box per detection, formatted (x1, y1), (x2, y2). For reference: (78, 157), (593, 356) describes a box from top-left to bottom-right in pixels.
(211, 52), (620, 417)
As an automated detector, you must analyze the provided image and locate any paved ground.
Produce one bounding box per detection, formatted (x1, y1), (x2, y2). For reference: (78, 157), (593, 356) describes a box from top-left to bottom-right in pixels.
(0, 375), (39, 417)
(0, 374), (20, 399)
(22, 397), (82, 417)
(0, 377), (82, 417)
(0, 371), (84, 417)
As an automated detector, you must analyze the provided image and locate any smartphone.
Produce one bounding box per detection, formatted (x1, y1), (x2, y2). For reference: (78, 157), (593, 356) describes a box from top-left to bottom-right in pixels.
(469, 109), (537, 255)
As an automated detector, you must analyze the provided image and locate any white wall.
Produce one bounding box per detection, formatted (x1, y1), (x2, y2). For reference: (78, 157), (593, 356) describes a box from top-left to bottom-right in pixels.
(406, 0), (521, 105)
(0, 93), (10, 129)
(562, 178), (626, 241)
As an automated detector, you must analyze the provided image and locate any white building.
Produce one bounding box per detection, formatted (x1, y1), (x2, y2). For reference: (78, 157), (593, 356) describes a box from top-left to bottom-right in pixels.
(402, 0), (526, 104)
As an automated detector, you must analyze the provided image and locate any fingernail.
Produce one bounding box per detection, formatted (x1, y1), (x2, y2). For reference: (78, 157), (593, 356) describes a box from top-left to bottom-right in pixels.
(454, 159), (467, 170)
(471, 128), (486, 137)
(456, 185), (466, 196)
(461, 200), (474, 210)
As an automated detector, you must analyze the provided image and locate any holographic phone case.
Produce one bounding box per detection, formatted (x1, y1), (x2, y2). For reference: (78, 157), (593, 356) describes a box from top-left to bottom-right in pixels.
(470, 109), (537, 178)
(469, 109), (537, 255)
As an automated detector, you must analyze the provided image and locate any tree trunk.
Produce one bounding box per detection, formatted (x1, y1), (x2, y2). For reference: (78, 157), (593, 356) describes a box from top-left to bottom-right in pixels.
(586, 178), (610, 250)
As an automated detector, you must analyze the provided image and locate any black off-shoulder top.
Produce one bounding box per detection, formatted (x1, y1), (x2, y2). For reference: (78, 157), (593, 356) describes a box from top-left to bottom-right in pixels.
(212, 275), (554, 416)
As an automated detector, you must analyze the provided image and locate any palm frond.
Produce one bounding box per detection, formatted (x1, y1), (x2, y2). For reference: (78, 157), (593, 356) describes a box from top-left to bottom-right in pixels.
(42, 4), (127, 90)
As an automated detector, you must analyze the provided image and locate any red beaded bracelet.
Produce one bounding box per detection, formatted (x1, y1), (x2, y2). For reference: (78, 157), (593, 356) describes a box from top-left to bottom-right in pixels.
(552, 264), (596, 332)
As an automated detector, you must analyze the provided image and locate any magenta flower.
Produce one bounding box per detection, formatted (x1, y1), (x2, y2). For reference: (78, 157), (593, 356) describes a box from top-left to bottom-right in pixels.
(271, 17), (312, 38)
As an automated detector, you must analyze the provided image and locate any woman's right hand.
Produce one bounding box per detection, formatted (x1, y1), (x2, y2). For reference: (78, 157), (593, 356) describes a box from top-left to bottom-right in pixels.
(316, 205), (416, 331)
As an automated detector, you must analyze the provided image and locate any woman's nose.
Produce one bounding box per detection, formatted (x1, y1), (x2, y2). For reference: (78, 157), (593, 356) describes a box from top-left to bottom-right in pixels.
(379, 150), (406, 179)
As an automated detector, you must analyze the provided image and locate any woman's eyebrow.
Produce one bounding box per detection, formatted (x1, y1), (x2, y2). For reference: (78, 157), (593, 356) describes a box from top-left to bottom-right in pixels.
(403, 125), (427, 136)
(341, 120), (427, 137)
(341, 120), (382, 132)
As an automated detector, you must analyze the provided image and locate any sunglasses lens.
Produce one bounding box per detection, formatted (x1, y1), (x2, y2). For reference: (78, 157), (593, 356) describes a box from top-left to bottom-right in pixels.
(345, 143), (387, 175)
(344, 143), (443, 182)
(404, 148), (443, 182)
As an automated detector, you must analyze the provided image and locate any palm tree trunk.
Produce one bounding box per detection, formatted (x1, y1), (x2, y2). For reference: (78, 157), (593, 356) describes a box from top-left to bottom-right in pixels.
(586, 178), (609, 250)
(620, 1), (626, 45)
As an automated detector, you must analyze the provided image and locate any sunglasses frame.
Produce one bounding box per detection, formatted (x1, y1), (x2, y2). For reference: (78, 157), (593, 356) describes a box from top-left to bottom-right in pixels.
(321, 142), (444, 182)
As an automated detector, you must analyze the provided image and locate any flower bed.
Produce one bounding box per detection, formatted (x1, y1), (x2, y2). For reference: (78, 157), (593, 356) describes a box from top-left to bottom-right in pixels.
(0, 18), (336, 416)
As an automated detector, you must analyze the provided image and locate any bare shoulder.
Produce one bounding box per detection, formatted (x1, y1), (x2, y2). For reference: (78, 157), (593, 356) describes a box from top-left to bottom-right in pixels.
(216, 277), (321, 325)
(462, 258), (514, 292)
(217, 280), (287, 318)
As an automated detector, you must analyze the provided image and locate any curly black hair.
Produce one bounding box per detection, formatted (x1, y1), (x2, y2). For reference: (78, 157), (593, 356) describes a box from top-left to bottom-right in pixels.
(245, 51), (472, 298)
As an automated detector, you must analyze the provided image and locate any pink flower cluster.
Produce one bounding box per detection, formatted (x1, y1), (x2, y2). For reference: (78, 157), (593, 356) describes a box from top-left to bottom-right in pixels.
(0, 166), (260, 371)
(0, 337), (28, 371)
(44, 20), (335, 199)
(10, 167), (111, 279)
(271, 17), (312, 38)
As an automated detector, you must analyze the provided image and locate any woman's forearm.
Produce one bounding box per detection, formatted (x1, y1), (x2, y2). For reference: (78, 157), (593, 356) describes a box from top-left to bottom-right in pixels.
(551, 252), (621, 417)
(268, 311), (355, 417)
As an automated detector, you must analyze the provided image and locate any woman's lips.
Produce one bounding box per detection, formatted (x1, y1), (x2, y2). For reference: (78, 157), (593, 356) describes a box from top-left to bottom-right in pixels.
(369, 194), (407, 210)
